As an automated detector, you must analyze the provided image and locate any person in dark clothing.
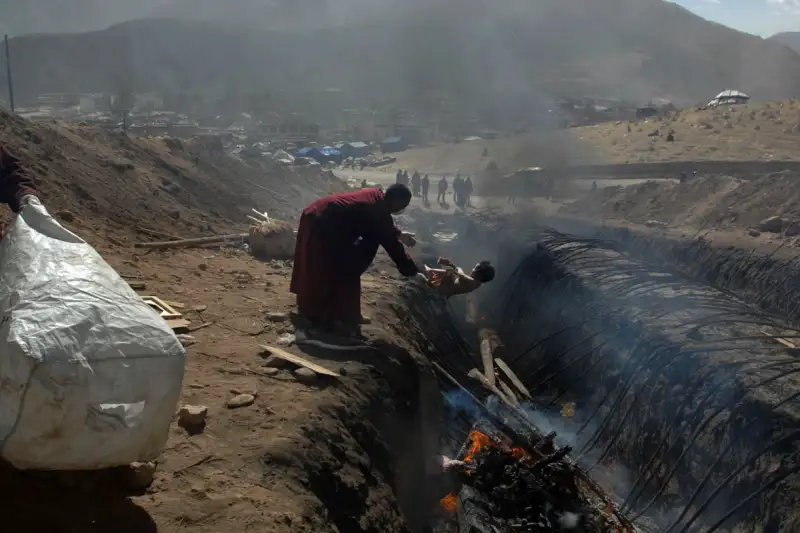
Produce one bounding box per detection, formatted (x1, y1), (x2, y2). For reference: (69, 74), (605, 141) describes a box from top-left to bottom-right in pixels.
(421, 175), (430, 207)
(290, 185), (418, 330)
(396, 169), (403, 185)
(464, 177), (474, 207)
(0, 145), (40, 238)
(437, 176), (448, 204)
(411, 171), (421, 197)
(453, 176), (462, 206)
(402, 170), (410, 187)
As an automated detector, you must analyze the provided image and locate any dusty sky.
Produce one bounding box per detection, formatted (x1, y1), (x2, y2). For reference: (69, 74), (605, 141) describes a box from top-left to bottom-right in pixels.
(670, 0), (800, 36)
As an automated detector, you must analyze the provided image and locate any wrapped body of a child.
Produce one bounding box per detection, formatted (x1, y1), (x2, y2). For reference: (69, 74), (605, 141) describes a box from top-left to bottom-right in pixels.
(419, 257), (495, 298)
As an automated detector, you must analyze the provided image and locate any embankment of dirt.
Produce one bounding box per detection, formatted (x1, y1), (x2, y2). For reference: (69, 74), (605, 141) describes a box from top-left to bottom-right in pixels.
(561, 170), (800, 234)
(0, 111), (346, 246)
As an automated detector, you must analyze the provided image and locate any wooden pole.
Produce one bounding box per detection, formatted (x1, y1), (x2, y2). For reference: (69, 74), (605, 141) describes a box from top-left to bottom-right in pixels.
(133, 233), (249, 249)
(478, 329), (496, 386)
(4, 35), (14, 112)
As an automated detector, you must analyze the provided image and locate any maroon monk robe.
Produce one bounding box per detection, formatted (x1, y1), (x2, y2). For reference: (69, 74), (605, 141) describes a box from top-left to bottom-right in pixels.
(0, 145), (38, 213)
(290, 188), (418, 325)
(0, 145), (39, 239)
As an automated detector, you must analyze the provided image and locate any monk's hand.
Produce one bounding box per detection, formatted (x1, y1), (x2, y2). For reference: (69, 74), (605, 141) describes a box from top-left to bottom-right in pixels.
(399, 231), (417, 247)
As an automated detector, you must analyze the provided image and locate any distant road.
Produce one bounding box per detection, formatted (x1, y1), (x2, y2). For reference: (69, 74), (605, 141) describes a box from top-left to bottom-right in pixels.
(340, 159), (800, 183)
(541, 160), (800, 180)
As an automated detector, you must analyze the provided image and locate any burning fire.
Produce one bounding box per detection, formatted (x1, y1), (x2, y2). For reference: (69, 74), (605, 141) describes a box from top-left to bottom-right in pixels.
(463, 430), (492, 462)
(440, 492), (458, 512)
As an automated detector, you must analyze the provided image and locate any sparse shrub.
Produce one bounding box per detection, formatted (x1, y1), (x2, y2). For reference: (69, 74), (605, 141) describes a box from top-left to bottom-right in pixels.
(755, 125), (761, 130)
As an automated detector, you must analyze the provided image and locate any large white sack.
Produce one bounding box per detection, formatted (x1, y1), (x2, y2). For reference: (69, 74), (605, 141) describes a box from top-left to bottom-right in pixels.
(0, 198), (186, 470)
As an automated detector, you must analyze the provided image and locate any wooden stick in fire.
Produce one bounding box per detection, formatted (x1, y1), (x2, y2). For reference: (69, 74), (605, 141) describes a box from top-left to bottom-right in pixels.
(478, 328), (497, 386)
(432, 361), (543, 454)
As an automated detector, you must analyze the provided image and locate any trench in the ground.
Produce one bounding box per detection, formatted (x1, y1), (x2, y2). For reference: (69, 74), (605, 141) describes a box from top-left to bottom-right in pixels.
(399, 211), (800, 533)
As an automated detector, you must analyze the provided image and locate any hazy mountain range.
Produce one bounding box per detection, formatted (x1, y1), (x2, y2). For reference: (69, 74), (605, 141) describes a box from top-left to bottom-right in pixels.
(1, 0), (799, 113)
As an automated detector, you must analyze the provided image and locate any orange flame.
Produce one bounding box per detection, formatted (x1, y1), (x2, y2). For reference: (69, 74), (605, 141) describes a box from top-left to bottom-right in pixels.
(440, 492), (458, 512)
(463, 430), (492, 462)
(511, 447), (526, 460)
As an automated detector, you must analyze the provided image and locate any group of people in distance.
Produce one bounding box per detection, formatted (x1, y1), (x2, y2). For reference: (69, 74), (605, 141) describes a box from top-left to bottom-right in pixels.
(395, 169), (474, 209)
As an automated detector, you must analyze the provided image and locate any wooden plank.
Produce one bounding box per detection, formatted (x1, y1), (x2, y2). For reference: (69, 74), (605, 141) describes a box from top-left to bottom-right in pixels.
(498, 380), (521, 408)
(467, 368), (512, 407)
(167, 318), (191, 331)
(165, 300), (186, 310)
(141, 296), (183, 319)
(478, 329), (496, 387)
(260, 345), (341, 377)
(134, 233), (249, 249)
(495, 358), (533, 401)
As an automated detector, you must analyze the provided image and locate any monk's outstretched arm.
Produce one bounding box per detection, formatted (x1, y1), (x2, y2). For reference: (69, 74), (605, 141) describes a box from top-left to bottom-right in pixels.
(376, 213), (418, 277)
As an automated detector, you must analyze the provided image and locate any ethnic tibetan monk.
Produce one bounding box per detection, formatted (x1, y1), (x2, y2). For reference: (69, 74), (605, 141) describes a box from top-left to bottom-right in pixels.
(0, 144), (38, 211)
(290, 184), (418, 330)
(0, 144), (39, 224)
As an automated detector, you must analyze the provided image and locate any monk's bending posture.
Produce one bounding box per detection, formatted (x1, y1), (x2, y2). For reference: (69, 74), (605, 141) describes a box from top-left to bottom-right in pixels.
(421, 257), (495, 298)
(290, 184), (418, 329)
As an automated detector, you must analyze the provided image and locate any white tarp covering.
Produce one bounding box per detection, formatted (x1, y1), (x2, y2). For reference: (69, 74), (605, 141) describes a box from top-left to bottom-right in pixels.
(0, 198), (185, 470)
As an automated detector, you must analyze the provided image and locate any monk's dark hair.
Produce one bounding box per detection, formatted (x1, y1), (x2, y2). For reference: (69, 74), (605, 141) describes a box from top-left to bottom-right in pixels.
(385, 183), (412, 206)
(473, 260), (495, 283)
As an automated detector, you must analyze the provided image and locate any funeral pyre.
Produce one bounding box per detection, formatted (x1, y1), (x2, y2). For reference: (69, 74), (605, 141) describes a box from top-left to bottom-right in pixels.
(436, 419), (635, 533)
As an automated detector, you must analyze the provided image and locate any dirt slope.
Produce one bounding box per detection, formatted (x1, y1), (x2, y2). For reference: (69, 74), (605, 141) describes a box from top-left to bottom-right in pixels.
(0, 111), (345, 245)
(573, 100), (800, 163)
(562, 170), (800, 238)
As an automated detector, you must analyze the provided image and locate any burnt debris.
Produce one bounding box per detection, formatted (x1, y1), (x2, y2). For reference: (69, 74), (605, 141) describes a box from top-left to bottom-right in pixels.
(443, 423), (624, 533)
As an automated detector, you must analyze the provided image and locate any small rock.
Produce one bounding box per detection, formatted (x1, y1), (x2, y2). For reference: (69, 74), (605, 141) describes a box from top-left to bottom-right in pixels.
(759, 216), (784, 233)
(294, 367), (318, 384)
(178, 405), (208, 427)
(266, 312), (290, 323)
(261, 367), (280, 376)
(276, 333), (296, 346)
(193, 305), (208, 312)
(125, 461), (156, 491)
(226, 394), (256, 409)
(197, 263), (209, 271)
(748, 229), (762, 237)
(785, 221), (800, 237)
(262, 354), (293, 368)
(56, 210), (76, 222)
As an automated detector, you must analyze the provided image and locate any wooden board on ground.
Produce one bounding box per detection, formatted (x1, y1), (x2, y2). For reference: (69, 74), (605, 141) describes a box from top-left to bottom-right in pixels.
(167, 318), (191, 331)
(142, 296), (183, 320)
(260, 345), (341, 377)
(495, 358), (533, 401)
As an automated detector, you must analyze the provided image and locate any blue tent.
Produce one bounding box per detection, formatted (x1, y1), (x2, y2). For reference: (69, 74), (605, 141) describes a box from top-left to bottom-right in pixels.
(318, 146), (343, 164)
(295, 146), (323, 161)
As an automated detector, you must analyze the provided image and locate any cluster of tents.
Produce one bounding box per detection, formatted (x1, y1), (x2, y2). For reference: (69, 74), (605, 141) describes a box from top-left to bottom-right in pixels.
(295, 141), (372, 165)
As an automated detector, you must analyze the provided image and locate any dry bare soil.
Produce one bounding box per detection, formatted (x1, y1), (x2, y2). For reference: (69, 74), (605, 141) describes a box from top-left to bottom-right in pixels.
(390, 100), (800, 176)
(0, 112), (442, 533)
